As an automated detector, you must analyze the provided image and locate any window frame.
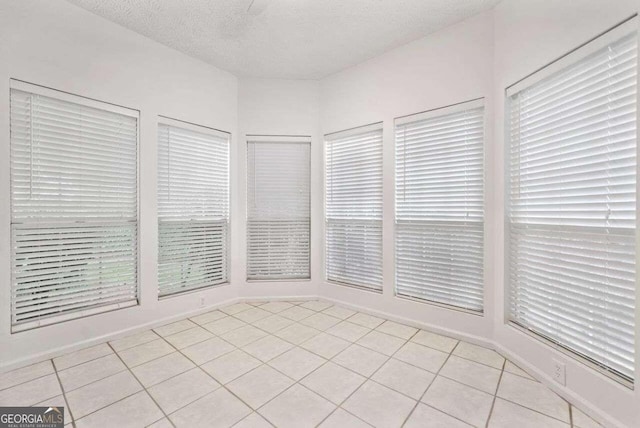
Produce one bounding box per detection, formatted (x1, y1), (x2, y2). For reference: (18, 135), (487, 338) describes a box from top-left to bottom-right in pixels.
(9, 79), (140, 332)
(504, 16), (639, 388)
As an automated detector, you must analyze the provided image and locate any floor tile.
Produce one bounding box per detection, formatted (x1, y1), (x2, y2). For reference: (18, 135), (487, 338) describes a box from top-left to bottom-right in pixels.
(203, 316), (246, 335)
(318, 409), (371, 427)
(356, 330), (406, 356)
(322, 305), (357, 320)
(422, 376), (493, 427)
(326, 321), (370, 342)
(243, 335), (294, 362)
(300, 332), (350, 359)
(0, 373), (62, 406)
(220, 303), (254, 315)
(300, 312), (342, 331)
(170, 388), (251, 428)
(110, 330), (159, 352)
(260, 301), (294, 314)
(440, 355), (501, 394)
(190, 310), (227, 325)
(393, 342), (448, 373)
(372, 359), (435, 399)
(348, 312), (385, 329)
(234, 307), (272, 323)
(260, 384), (335, 428)
(404, 403), (473, 428)
(0, 360), (53, 390)
(222, 325), (268, 347)
(497, 372), (569, 423)
(131, 352), (195, 387)
(489, 398), (569, 428)
(227, 365), (294, 409)
(343, 380), (416, 428)
(252, 315), (295, 334)
(300, 362), (365, 404)
(165, 326), (214, 349)
(300, 300), (333, 312)
(375, 320), (418, 340)
(54, 343), (113, 371)
(75, 391), (163, 428)
(148, 367), (219, 414)
(274, 323), (320, 345)
(572, 406), (602, 428)
(279, 306), (315, 321)
(453, 342), (505, 369)
(181, 336), (236, 365)
(201, 349), (262, 384)
(34, 394), (68, 412)
(410, 330), (458, 353)
(66, 371), (142, 419)
(154, 319), (197, 337)
(269, 347), (325, 380)
(333, 344), (387, 377)
(58, 354), (126, 392)
(504, 361), (535, 381)
(117, 339), (174, 368)
(233, 412), (273, 428)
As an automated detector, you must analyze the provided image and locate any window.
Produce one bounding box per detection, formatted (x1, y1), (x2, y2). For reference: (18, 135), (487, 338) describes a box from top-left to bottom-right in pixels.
(246, 136), (311, 280)
(508, 21), (637, 384)
(10, 81), (138, 331)
(325, 123), (383, 290)
(395, 100), (485, 312)
(158, 118), (230, 297)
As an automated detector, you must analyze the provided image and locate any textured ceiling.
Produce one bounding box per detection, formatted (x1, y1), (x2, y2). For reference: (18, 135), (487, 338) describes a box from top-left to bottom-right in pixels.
(64, 0), (499, 79)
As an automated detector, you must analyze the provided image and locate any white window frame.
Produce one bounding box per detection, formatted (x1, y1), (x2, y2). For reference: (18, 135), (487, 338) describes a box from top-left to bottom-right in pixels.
(505, 17), (639, 387)
(246, 134), (312, 281)
(9, 79), (140, 332)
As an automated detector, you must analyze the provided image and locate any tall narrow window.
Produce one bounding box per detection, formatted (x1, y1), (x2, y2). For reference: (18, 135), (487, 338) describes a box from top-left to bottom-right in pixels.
(158, 118), (230, 297)
(395, 100), (485, 311)
(10, 81), (139, 331)
(325, 123), (383, 290)
(508, 21), (637, 383)
(247, 136), (311, 280)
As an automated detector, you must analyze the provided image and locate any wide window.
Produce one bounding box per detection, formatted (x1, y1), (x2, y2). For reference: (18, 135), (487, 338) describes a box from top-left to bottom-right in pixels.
(10, 81), (138, 331)
(158, 118), (230, 297)
(508, 21), (637, 383)
(395, 100), (485, 311)
(325, 123), (383, 290)
(247, 136), (311, 280)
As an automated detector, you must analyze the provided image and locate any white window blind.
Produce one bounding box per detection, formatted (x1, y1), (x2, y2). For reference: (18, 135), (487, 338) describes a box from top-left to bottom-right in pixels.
(247, 137), (311, 280)
(10, 82), (138, 331)
(158, 118), (230, 297)
(395, 100), (485, 312)
(325, 123), (383, 290)
(508, 22), (637, 384)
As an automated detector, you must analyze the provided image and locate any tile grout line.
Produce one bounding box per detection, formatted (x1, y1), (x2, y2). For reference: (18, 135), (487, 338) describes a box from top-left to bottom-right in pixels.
(51, 358), (76, 428)
(484, 358), (507, 428)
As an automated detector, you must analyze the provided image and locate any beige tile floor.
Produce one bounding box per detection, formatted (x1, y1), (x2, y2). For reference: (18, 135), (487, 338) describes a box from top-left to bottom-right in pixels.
(0, 300), (604, 428)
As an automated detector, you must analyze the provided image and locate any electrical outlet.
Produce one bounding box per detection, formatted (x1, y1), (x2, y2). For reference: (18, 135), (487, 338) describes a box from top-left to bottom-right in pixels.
(199, 297), (205, 308)
(552, 360), (566, 385)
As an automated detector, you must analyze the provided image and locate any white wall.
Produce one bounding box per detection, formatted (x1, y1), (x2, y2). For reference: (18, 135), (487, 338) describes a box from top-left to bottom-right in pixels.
(319, 11), (495, 341)
(492, 1), (639, 427)
(0, 0), (239, 369)
(236, 78), (322, 299)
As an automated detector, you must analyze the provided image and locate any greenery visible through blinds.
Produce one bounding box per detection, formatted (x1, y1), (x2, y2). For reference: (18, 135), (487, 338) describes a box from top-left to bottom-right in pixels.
(247, 138), (310, 280)
(10, 85), (138, 331)
(158, 120), (230, 297)
(395, 100), (485, 311)
(508, 27), (637, 383)
(325, 123), (383, 290)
